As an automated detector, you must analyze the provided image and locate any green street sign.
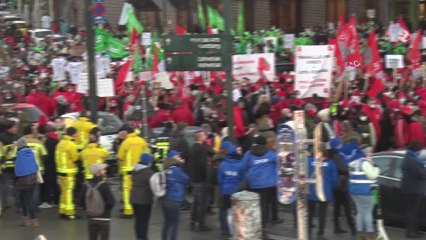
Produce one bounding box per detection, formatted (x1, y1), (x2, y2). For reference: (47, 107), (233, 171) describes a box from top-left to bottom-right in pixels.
(165, 54), (232, 71)
(164, 34), (231, 53)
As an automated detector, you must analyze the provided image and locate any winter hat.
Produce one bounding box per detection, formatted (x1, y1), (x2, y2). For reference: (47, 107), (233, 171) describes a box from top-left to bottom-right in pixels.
(16, 137), (27, 149)
(254, 135), (267, 145)
(167, 150), (181, 159)
(139, 153), (154, 165)
(177, 122), (187, 131)
(221, 141), (237, 154)
(89, 163), (108, 175)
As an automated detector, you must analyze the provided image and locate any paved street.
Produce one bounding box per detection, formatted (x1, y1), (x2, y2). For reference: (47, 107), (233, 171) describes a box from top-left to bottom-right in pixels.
(0, 179), (412, 240)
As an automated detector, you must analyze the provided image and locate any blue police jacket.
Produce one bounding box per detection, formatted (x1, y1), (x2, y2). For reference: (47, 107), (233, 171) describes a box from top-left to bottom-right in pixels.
(217, 154), (245, 196)
(244, 147), (278, 189)
(308, 156), (339, 202)
(165, 165), (189, 201)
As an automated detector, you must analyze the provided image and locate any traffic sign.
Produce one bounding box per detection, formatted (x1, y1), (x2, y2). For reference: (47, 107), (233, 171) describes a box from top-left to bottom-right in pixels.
(94, 16), (107, 25)
(165, 54), (231, 71)
(164, 34), (231, 53)
(93, 3), (106, 16)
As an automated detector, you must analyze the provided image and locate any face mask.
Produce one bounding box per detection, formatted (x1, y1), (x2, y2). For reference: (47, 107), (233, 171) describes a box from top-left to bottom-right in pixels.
(360, 116), (367, 121)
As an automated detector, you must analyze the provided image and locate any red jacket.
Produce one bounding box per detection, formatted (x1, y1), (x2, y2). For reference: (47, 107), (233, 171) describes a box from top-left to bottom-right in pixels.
(395, 118), (408, 148)
(408, 121), (425, 146)
(172, 105), (195, 126)
(233, 106), (246, 138)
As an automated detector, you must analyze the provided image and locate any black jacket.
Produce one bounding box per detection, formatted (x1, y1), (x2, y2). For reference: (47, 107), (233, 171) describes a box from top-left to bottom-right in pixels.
(170, 131), (189, 161)
(189, 143), (213, 183)
(80, 176), (115, 219)
(130, 164), (154, 205)
(401, 152), (426, 194)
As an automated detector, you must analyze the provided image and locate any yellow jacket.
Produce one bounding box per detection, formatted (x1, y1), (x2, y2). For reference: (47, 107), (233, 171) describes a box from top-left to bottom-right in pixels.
(117, 133), (150, 172)
(55, 135), (79, 174)
(81, 143), (109, 179)
(24, 137), (48, 172)
(72, 117), (97, 149)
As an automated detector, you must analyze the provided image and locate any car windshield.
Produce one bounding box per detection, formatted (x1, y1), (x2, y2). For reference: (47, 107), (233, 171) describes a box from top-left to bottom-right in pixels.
(53, 37), (67, 42)
(97, 114), (123, 135)
(35, 31), (51, 38)
(14, 23), (26, 28)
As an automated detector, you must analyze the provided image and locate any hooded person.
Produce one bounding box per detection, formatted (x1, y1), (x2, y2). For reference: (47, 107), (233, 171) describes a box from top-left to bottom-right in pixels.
(130, 153), (155, 240)
(217, 141), (245, 237)
(162, 150), (189, 240)
(243, 135), (278, 238)
(14, 137), (39, 227)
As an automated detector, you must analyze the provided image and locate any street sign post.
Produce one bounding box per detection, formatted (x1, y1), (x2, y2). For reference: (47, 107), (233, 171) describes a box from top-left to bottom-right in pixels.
(164, 34), (231, 53)
(165, 54), (231, 71)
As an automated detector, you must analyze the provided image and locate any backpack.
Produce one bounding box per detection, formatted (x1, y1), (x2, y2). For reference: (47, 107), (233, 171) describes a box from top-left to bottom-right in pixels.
(150, 171), (167, 198)
(85, 181), (105, 217)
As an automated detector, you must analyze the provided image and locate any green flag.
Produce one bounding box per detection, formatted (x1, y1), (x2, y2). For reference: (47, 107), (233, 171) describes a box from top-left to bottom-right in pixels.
(95, 28), (111, 53)
(146, 32), (158, 70)
(127, 9), (144, 34)
(237, 0), (245, 36)
(107, 37), (130, 59)
(197, 0), (206, 31)
(215, 9), (224, 31)
(132, 46), (143, 73)
(207, 6), (216, 28)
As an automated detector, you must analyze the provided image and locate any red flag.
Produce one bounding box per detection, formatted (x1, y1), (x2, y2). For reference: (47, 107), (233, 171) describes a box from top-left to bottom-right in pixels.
(365, 30), (384, 78)
(397, 17), (411, 44)
(328, 38), (344, 77)
(130, 27), (138, 51)
(407, 29), (422, 67)
(347, 16), (360, 56)
(367, 78), (385, 98)
(153, 46), (159, 74)
(115, 59), (133, 90)
(176, 25), (186, 35)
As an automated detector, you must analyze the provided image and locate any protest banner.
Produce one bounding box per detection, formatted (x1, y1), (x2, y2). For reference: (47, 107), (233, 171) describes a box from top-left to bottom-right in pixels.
(77, 73), (115, 97)
(295, 45), (334, 98)
(232, 53), (275, 82)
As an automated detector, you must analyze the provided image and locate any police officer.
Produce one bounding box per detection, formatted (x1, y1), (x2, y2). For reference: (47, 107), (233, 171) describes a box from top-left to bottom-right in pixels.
(55, 127), (80, 220)
(117, 126), (150, 218)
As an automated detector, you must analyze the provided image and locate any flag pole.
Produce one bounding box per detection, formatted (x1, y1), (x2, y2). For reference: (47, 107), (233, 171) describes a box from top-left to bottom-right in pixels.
(84, 0), (98, 122)
(224, 0), (235, 142)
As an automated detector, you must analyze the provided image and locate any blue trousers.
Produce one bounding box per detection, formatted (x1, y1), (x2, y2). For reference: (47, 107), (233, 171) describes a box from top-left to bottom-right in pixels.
(162, 199), (181, 240)
(351, 195), (375, 232)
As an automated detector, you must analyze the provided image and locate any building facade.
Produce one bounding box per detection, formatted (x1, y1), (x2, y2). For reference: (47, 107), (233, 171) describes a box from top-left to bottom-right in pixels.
(50, 0), (425, 33)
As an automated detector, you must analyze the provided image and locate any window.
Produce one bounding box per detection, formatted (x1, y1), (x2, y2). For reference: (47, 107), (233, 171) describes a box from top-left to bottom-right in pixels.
(372, 156), (395, 177)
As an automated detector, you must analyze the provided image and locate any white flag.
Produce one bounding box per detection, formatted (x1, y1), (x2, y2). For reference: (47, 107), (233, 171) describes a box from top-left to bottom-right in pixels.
(118, 3), (133, 25)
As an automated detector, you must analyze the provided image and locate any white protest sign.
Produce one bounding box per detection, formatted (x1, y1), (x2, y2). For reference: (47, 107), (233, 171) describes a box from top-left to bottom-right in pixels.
(76, 73), (89, 94)
(232, 53), (276, 82)
(284, 34), (295, 49)
(385, 55), (404, 69)
(77, 73), (115, 97)
(412, 67), (424, 80)
(295, 45), (334, 98)
(388, 22), (399, 43)
(142, 32), (152, 46)
(345, 67), (356, 81)
(125, 71), (134, 82)
(423, 37), (426, 49)
(97, 78), (115, 97)
(139, 71), (153, 81)
(155, 72), (173, 89)
(366, 9), (375, 19)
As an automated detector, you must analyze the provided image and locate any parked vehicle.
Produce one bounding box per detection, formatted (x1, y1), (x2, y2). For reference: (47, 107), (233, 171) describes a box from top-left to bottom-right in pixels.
(28, 29), (52, 44)
(0, 103), (45, 123)
(372, 150), (426, 227)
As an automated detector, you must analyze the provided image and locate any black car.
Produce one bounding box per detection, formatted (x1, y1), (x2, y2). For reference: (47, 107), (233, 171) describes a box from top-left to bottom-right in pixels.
(373, 150), (426, 227)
